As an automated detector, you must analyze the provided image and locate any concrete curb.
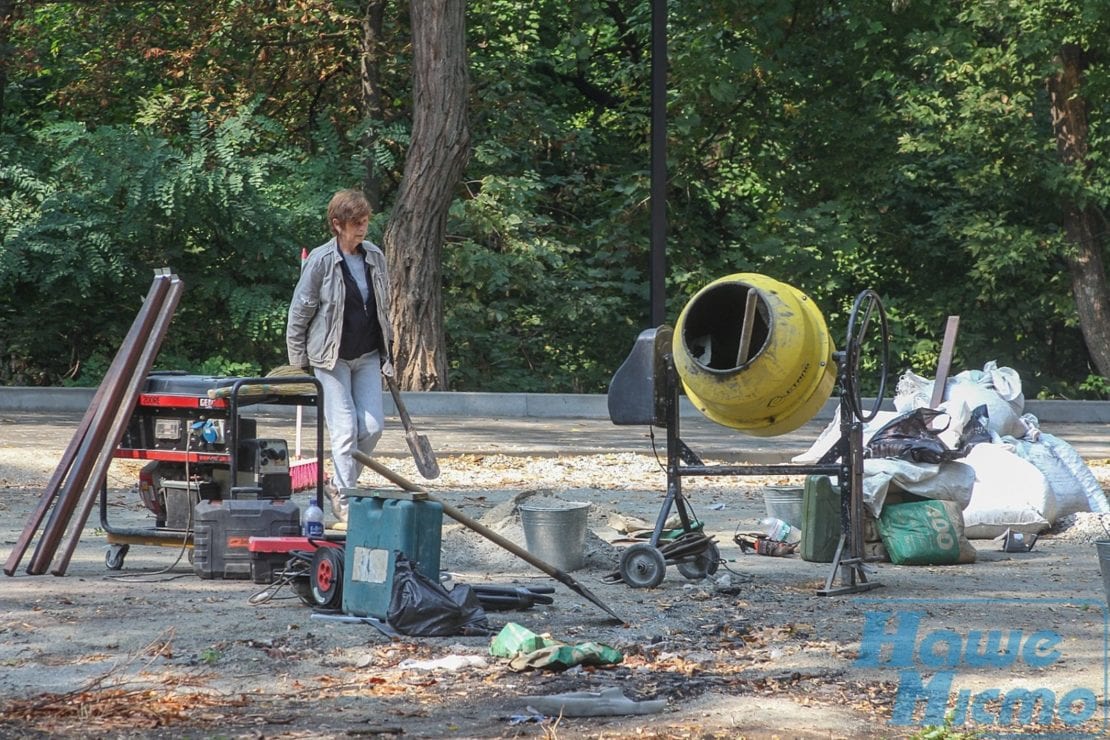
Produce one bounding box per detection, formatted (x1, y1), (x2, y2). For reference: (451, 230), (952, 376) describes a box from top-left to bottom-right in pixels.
(2, 386), (1109, 423)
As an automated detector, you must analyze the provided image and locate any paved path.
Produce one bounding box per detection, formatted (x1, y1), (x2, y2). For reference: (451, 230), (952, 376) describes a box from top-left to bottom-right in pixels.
(3, 411), (1109, 464)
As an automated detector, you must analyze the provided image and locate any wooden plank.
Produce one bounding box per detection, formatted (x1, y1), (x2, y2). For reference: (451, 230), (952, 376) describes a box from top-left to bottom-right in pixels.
(735, 290), (760, 366)
(929, 316), (961, 409)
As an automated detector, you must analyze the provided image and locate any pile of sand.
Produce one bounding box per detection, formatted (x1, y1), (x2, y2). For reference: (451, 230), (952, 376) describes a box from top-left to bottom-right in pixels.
(440, 488), (623, 575)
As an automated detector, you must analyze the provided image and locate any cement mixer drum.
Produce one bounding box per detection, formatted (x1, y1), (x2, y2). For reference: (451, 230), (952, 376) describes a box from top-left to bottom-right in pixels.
(673, 273), (836, 436)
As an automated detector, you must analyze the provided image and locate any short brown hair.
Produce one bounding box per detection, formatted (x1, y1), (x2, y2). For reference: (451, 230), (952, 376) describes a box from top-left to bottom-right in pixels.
(327, 189), (372, 235)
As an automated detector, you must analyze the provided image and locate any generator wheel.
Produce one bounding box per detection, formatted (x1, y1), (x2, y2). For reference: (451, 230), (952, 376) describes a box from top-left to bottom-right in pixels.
(677, 541), (721, 581)
(310, 547), (344, 610)
(619, 543), (666, 589)
(105, 544), (129, 571)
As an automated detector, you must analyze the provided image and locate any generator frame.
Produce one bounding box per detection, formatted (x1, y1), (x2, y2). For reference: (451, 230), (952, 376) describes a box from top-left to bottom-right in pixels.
(610, 290), (889, 595)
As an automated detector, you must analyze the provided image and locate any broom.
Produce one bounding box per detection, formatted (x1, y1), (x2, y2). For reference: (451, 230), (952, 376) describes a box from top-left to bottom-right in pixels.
(264, 363), (320, 493)
(284, 244), (318, 492)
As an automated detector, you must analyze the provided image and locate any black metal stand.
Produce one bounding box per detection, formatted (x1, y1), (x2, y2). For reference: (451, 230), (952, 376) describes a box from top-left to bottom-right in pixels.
(649, 350), (878, 595)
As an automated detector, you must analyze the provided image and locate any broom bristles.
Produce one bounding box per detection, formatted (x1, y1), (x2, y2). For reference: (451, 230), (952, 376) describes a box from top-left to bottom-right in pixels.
(266, 364), (311, 378)
(204, 365), (317, 399)
(264, 364), (317, 395)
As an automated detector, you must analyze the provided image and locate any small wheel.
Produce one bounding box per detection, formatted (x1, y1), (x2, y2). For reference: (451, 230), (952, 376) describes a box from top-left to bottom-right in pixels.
(619, 543), (667, 589)
(105, 544), (129, 570)
(310, 547), (344, 610)
(676, 541), (721, 581)
(844, 289), (889, 423)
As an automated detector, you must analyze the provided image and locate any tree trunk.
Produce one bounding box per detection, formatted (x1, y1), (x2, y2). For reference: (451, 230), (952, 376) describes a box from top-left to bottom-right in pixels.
(383, 0), (469, 390)
(359, 0), (386, 212)
(1047, 45), (1110, 380)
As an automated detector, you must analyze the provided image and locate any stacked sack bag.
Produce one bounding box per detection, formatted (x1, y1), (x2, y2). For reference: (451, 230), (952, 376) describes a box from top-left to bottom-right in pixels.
(894, 361), (1109, 538)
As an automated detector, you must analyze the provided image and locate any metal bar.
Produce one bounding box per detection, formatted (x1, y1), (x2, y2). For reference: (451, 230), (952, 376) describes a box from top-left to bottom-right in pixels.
(26, 271), (173, 574)
(817, 372), (881, 596)
(677, 463), (841, 478)
(648, 0), (667, 327)
(652, 354), (682, 547)
(228, 375), (325, 508)
(353, 450), (624, 624)
(51, 275), (184, 575)
(5, 273), (174, 576)
(4, 382), (102, 575)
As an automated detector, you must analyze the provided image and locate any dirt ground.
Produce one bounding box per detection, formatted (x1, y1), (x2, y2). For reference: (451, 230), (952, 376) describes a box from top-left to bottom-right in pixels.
(2, 421), (1110, 739)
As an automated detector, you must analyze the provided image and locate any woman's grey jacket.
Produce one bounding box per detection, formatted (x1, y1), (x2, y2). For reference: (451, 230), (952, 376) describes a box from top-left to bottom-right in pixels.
(286, 237), (393, 375)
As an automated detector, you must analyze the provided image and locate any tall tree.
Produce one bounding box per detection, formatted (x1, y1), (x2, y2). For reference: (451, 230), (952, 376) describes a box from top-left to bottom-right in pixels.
(359, 0), (387, 211)
(384, 0), (469, 390)
(1047, 44), (1110, 379)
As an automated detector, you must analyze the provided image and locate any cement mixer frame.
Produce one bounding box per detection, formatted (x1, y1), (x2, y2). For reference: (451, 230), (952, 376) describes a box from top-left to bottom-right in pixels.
(608, 288), (889, 596)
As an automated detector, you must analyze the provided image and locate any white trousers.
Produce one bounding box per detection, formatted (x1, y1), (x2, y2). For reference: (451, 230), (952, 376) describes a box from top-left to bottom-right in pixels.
(314, 351), (383, 490)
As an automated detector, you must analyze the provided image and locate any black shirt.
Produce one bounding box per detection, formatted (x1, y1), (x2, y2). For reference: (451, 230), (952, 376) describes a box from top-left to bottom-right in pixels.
(337, 247), (382, 360)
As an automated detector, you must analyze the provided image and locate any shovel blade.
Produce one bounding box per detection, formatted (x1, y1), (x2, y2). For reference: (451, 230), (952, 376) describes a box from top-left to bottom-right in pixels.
(407, 431), (440, 479)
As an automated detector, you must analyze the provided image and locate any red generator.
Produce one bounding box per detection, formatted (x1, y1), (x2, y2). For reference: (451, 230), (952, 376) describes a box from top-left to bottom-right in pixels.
(104, 371), (325, 579)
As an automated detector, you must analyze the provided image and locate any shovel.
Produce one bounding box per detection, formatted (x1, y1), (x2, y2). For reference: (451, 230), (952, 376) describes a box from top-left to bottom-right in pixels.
(352, 451), (624, 624)
(384, 374), (440, 479)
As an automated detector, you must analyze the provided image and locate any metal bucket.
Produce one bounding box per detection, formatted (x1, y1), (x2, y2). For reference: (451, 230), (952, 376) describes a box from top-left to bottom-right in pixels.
(1097, 540), (1110, 608)
(519, 501), (591, 572)
(763, 485), (805, 530)
(673, 273), (836, 437)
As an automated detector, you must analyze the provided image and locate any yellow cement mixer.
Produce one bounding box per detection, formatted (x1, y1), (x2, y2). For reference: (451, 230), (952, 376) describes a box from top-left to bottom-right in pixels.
(672, 273), (836, 436)
(607, 277), (889, 594)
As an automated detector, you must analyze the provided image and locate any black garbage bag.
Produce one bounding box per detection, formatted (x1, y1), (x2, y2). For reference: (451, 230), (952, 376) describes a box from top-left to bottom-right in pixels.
(958, 404), (992, 448)
(865, 408), (967, 463)
(387, 554), (492, 637)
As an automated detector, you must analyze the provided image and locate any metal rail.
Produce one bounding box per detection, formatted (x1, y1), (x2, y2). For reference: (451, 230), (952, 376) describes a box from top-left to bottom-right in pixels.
(50, 275), (185, 575)
(25, 270), (176, 575)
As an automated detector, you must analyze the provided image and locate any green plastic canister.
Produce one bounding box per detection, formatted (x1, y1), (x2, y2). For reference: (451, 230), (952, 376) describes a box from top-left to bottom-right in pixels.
(801, 475), (841, 563)
(341, 494), (443, 619)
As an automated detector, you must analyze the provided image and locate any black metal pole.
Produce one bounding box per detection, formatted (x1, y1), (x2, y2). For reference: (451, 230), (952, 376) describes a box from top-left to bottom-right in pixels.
(649, 0), (667, 328)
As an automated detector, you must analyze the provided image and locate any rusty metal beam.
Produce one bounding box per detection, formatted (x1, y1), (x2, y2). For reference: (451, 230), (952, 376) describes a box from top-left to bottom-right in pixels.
(51, 274), (184, 575)
(26, 270), (173, 574)
(5, 270), (173, 576)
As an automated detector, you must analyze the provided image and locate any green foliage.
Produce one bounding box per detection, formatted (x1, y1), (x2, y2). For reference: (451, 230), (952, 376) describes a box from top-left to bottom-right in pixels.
(0, 108), (328, 385)
(2, 0), (1110, 397)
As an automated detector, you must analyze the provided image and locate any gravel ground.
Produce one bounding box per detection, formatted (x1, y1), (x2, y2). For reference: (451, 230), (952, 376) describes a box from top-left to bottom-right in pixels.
(2, 437), (1110, 738)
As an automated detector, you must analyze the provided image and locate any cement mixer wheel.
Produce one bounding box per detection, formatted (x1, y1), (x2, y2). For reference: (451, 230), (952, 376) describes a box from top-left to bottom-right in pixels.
(844, 289), (889, 423)
(676, 541), (720, 581)
(619, 543), (667, 588)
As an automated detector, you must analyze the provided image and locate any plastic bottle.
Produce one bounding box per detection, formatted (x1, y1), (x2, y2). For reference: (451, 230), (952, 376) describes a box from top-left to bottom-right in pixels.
(760, 516), (801, 544)
(303, 501), (325, 538)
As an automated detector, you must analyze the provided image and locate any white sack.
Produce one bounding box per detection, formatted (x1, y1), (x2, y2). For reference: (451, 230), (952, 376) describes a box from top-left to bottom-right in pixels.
(944, 377), (1024, 439)
(862, 459), (976, 518)
(1010, 416), (1108, 514)
(961, 443), (1054, 538)
(1041, 432), (1109, 514)
(892, 361), (1026, 439)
